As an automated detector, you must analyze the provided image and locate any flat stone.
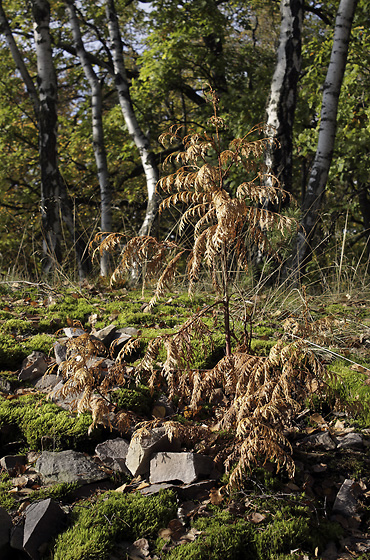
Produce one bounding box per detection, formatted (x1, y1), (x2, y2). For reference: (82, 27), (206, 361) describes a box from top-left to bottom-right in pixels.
(63, 327), (87, 338)
(138, 483), (178, 496)
(176, 480), (218, 501)
(150, 452), (214, 484)
(0, 507), (12, 550)
(53, 342), (67, 364)
(335, 433), (363, 450)
(0, 376), (13, 393)
(23, 499), (66, 560)
(18, 353), (49, 381)
(35, 450), (108, 485)
(95, 438), (130, 473)
(125, 427), (181, 477)
(93, 324), (117, 347)
(0, 455), (27, 475)
(333, 478), (362, 517)
(33, 374), (61, 392)
(300, 431), (336, 451)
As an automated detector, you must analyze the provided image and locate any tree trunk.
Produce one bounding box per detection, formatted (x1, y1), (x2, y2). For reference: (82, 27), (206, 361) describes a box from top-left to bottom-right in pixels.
(265, 0), (303, 201)
(288, 0), (358, 281)
(66, 0), (112, 276)
(32, 0), (91, 277)
(105, 0), (160, 238)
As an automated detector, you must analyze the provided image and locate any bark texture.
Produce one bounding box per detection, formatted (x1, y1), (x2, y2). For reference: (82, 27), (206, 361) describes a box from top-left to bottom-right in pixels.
(105, 0), (160, 238)
(288, 0), (358, 281)
(265, 0), (303, 200)
(66, 0), (112, 275)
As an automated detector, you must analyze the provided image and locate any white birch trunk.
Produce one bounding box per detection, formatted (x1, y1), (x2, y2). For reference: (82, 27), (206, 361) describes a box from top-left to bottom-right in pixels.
(265, 0), (303, 198)
(66, 0), (112, 276)
(105, 0), (160, 237)
(289, 0), (358, 280)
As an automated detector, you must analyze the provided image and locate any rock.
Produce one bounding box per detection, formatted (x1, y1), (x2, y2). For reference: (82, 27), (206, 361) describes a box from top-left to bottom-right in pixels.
(299, 431), (336, 451)
(335, 433), (363, 450)
(116, 327), (139, 337)
(152, 395), (175, 418)
(333, 479), (362, 517)
(0, 455), (27, 475)
(22, 499), (66, 560)
(33, 374), (61, 392)
(48, 380), (84, 411)
(0, 507), (12, 552)
(53, 342), (67, 364)
(63, 327), (87, 338)
(138, 483), (178, 496)
(10, 520), (24, 551)
(93, 324), (117, 347)
(125, 427), (181, 477)
(177, 480), (218, 501)
(150, 452), (214, 484)
(0, 376), (13, 394)
(18, 352), (49, 382)
(35, 450), (108, 485)
(95, 438), (130, 473)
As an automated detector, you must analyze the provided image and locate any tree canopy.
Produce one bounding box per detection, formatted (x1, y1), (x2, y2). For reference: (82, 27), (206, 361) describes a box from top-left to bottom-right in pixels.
(0, 0), (368, 284)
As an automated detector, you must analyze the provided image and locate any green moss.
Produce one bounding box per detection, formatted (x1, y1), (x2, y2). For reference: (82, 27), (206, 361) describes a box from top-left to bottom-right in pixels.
(47, 295), (96, 326)
(0, 333), (27, 370)
(29, 482), (79, 503)
(159, 501), (341, 560)
(0, 472), (17, 511)
(0, 394), (95, 451)
(327, 360), (370, 427)
(250, 338), (276, 356)
(112, 384), (156, 416)
(2, 318), (33, 334)
(53, 490), (177, 560)
(23, 333), (56, 355)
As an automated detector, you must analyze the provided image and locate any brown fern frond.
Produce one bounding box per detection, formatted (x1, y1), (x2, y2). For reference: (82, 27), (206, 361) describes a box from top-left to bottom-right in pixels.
(147, 250), (186, 309)
(115, 337), (142, 363)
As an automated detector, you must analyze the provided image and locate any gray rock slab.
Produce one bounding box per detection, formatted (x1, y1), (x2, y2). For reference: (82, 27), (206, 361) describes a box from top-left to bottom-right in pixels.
(333, 478), (361, 517)
(10, 520), (24, 551)
(0, 455), (27, 475)
(0, 507), (12, 549)
(138, 483), (178, 496)
(125, 427), (181, 477)
(299, 431), (336, 451)
(176, 480), (218, 501)
(93, 324), (117, 347)
(0, 376), (13, 394)
(54, 342), (67, 364)
(18, 354), (49, 381)
(63, 327), (87, 338)
(23, 499), (66, 560)
(335, 433), (363, 450)
(150, 452), (214, 484)
(116, 327), (139, 337)
(33, 374), (61, 392)
(35, 450), (108, 485)
(95, 438), (130, 473)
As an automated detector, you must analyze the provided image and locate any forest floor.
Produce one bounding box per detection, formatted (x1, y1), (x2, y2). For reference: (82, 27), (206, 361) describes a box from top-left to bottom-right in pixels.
(0, 278), (370, 559)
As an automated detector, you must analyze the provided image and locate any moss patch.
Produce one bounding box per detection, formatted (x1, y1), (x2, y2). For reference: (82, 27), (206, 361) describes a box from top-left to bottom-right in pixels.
(53, 490), (177, 560)
(0, 394), (95, 451)
(112, 384), (156, 416)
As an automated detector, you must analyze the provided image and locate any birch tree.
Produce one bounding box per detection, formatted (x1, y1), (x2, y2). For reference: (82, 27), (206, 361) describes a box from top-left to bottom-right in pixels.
(105, 0), (160, 238)
(0, 0), (91, 276)
(65, 0), (112, 275)
(288, 0), (358, 281)
(264, 0), (303, 202)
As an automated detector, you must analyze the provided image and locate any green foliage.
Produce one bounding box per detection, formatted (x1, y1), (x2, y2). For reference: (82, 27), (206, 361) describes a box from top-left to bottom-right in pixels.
(112, 384), (156, 416)
(327, 360), (370, 427)
(0, 394), (95, 451)
(23, 333), (56, 355)
(159, 501), (341, 560)
(52, 490), (177, 560)
(0, 472), (17, 511)
(29, 482), (79, 503)
(0, 333), (26, 370)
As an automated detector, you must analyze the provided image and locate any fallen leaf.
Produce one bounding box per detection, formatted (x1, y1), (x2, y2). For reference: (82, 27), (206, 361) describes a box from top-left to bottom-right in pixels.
(248, 512), (266, 524)
(115, 483), (128, 493)
(209, 487), (223, 505)
(136, 481), (150, 490)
